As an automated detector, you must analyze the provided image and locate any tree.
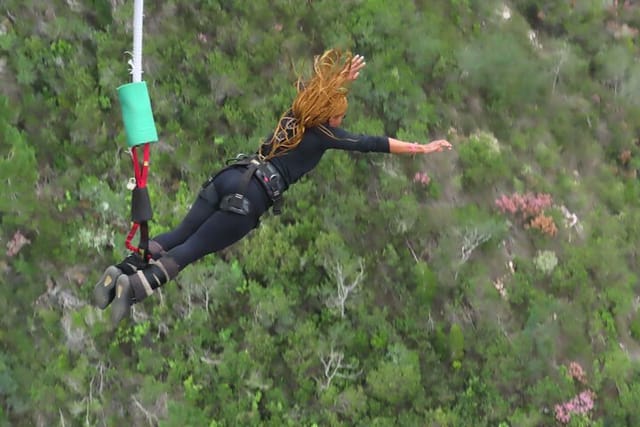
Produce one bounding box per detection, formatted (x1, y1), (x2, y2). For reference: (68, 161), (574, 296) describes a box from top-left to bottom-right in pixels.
(366, 343), (422, 407)
(0, 96), (38, 231)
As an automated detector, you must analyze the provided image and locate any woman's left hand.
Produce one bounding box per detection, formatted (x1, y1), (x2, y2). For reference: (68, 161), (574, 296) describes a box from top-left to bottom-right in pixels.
(424, 139), (452, 153)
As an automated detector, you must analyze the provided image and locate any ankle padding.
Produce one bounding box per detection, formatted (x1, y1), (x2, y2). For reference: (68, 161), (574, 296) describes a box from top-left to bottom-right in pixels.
(129, 257), (180, 301)
(148, 240), (166, 260)
(130, 272), (154, 302)
(150, 257), (179, 285)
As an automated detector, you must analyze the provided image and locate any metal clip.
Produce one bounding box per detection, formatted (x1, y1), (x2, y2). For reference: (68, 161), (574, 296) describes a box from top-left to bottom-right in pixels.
(127, 178), (137, 191)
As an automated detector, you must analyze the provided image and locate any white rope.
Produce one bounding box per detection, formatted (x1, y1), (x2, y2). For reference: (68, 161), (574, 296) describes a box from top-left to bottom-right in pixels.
(131, 0), (144, 83)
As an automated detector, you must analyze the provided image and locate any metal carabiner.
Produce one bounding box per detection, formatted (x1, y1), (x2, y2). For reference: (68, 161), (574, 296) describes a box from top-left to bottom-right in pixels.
(126, 177), (137, 191)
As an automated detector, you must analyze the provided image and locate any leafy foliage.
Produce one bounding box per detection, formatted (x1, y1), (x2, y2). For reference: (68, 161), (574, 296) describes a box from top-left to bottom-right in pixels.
(1, 1), (640, 426)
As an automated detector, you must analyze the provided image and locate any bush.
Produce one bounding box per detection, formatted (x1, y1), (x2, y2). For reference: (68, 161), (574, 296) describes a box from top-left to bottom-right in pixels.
(534, 250), (559, 275)
(366, 344), (422, 406)
(458, 131), (508, 190)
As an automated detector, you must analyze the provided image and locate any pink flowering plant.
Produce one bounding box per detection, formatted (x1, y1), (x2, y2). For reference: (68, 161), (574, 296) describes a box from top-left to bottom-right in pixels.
(554, 390), (596, 425)
(495, 192), (558, 236)
(567, 361), (587, 384)
(495, 192), (553, 220)
(413, 171), (431, 186)
(553, 362), (597, 425)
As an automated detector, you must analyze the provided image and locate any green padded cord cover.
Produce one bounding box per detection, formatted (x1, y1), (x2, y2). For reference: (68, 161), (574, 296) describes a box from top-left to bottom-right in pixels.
(117, 81), (158, 147)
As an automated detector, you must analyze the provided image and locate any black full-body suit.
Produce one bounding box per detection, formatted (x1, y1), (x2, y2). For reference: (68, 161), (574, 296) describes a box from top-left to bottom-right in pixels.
(153, 125), (390, 270)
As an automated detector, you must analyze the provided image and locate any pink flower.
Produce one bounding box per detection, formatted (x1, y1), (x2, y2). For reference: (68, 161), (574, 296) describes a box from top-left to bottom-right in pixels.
(495, 192), (553, 220)
(413, 172), (431, 186)
(554, 390), (595, 424)
(569, 361), (587, 383)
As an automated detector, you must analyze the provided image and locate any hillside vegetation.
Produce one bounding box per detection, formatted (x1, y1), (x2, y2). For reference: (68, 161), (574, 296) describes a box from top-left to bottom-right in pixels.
(2, 1), (640, 426)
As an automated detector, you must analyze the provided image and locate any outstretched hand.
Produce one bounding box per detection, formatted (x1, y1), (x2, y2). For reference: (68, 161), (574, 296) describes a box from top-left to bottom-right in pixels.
(388, 137), (453, 155)
(425, 139), (452, 153)
(343, 54), (366, 82)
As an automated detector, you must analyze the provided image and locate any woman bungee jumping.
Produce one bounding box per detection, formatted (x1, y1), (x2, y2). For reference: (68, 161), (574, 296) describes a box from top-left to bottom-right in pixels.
(94, 48), (453, 324)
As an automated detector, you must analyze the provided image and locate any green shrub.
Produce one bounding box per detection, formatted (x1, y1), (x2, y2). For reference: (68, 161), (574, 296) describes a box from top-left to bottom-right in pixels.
(534, 250), (558, 275)
(458, 131), (508, 190)
(366, 344), (422, 406)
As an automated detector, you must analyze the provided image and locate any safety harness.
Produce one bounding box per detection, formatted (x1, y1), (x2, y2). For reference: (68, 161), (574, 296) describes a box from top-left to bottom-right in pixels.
(117, 0), (157, 260)
(206, 154), (285, 217)
(125, 144), (153, 257)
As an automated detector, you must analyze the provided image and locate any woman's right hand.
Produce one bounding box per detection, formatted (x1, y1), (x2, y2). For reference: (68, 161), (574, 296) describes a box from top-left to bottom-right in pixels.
(343, 54), (366, 82)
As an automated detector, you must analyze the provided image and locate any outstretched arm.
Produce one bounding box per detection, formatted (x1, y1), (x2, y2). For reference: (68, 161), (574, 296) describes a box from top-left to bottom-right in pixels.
(388, 137), (452, 155)
(338, 53), (452, 155)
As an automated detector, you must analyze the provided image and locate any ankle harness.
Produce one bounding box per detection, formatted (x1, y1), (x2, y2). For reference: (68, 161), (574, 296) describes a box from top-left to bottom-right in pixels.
(214, 154), (285, 217)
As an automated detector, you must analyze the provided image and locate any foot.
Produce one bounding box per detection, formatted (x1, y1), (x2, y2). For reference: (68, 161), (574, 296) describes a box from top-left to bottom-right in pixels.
(111, 274), (135, 325)
(93, 265), (123, 309)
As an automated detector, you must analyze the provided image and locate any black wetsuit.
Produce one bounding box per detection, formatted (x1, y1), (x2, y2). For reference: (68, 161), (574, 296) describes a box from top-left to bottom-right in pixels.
(153, 125), (390, 269)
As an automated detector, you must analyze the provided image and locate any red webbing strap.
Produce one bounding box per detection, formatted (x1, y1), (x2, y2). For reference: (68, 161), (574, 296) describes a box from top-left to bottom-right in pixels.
(125, 143), (151, 258)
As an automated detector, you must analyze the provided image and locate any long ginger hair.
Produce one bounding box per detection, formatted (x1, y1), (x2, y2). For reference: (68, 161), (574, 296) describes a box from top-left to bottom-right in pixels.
(259, 49), (353, 160)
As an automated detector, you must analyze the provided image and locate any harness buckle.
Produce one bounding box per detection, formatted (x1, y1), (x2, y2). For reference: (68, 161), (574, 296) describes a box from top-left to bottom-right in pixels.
(226, 153), (251, 165)
(268, 174), (282, 198)
(255, 165), (283, 201)
(127, 177), (137, 191)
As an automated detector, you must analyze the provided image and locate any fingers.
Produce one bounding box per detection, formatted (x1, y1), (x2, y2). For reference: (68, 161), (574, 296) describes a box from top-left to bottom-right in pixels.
(433, 139), (453, 150)
(423, 139), (453, 154)
(346, 55), (366, 80)
(351, 54), (366, 71)
(352, 54), (365, 66)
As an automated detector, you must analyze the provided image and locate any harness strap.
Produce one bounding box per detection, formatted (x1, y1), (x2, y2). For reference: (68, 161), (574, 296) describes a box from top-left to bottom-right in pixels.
(125, 143), (152, 258)
(216, 154), (285, 216)
(240, 161), (260, 194)
(254, 161), (283, 214)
